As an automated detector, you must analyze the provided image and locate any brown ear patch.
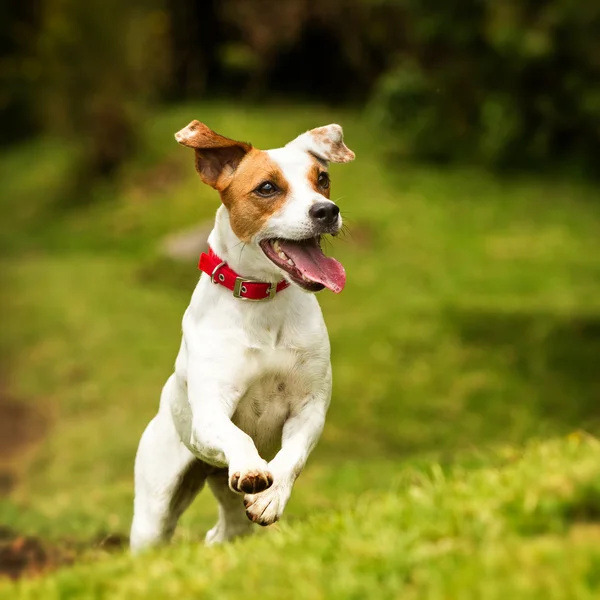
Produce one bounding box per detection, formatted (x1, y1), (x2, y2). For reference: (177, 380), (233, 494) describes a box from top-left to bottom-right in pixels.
(220, 150), (289, 242)
(175, 120), (252, 189)
(286, 124), (355, 164)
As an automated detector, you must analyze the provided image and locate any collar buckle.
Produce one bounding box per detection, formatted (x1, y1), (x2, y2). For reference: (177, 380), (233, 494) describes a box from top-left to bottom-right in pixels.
(233, 277), (276, 301)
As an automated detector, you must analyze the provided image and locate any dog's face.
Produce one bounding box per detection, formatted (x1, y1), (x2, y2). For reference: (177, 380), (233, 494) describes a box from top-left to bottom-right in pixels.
(175, 121), (355, 293)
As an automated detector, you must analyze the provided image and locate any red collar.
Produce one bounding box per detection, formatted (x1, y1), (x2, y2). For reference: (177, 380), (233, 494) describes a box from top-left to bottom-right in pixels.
(199, 247), (290, 301)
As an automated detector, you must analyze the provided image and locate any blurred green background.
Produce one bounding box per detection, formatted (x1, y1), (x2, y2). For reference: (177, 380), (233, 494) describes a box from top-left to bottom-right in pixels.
(1, 1), (600, 598)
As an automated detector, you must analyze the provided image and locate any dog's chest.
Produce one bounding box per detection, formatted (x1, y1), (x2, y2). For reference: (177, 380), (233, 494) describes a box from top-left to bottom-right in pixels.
(230, 346), (312, 459)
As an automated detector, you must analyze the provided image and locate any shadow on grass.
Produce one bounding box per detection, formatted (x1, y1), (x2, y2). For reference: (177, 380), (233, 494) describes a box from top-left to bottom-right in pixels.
(452, 308), (600, 430)
(322, 308), (600, 462)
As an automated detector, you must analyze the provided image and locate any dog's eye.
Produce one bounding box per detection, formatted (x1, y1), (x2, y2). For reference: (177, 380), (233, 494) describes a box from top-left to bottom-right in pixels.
(318, 172), (330, 190)
(255, 181), (278, 197)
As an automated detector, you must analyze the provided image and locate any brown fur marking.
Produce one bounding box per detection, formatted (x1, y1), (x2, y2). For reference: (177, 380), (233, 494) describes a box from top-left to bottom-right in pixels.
(175, 120), (252, 189)
(220, 149), (290, 242)
(305, 125), (355, 163)
(308, 163), (330, 199)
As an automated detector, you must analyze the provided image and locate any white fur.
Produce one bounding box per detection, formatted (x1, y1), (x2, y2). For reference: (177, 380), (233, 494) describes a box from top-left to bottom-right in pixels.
(261, 147), (341, 242)
(130, 133), (347, 552)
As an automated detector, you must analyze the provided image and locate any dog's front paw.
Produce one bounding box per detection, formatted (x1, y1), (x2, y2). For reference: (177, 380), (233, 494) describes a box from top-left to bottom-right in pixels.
(243, 485), (291, 526)
(229, 462), (273, 495)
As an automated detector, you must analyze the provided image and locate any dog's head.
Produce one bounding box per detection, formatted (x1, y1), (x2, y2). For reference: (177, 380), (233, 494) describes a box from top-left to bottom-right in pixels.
(175, 121), (355, 293)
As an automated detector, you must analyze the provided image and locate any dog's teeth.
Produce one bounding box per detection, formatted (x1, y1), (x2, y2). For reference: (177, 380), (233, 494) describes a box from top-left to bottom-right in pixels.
(272, 240), (294, 264)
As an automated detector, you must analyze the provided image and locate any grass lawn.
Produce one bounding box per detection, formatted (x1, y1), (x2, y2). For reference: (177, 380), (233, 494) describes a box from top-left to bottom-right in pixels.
(1, 102), (600, 597)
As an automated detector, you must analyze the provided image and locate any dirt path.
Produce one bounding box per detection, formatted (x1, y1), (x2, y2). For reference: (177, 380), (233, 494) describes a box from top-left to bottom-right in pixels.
(0, 390), (45, 495)
(0, 526), (70, 581)
(0, 389), (129, 581)
(0, 386), (52, 579)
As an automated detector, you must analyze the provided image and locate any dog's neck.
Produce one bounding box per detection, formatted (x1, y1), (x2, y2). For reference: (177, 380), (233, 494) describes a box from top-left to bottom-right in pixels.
(207, 205), (285, 284)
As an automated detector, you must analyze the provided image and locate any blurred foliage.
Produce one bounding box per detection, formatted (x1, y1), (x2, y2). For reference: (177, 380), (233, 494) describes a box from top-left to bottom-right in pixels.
(214, 0), (600, 170)
(366, 0), (600, 170)
(1, 0), (169, 183)
(1, 0), (599, 175)
(35, 0), (170, 178)
(0, 2), (40, 143)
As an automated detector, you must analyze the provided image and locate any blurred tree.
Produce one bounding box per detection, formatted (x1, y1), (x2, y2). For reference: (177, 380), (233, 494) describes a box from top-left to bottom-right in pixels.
(35, 0), (170, 184)
(367, 0), (600, 171)
(0, 0), (41, 145)
(216, 0), (600, 171)
(167, 0), (222, 99)
(2, 0), (599, 176)
(219, 0), (384, 101)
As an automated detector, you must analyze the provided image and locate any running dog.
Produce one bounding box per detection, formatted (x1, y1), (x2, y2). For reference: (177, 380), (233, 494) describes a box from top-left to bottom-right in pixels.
(130, 120), (354, 550)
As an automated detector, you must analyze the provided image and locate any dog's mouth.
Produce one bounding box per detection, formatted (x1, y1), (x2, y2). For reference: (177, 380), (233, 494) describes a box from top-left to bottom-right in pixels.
(259, 237), (346, 293)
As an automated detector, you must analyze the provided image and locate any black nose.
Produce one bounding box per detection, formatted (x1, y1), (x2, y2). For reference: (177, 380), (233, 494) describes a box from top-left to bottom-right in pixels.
(309, 201), (340, 227)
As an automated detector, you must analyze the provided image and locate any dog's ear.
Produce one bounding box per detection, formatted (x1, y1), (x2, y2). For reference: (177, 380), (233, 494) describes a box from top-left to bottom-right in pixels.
(175, 121), (252, 189)
(286, 124), (355, 164)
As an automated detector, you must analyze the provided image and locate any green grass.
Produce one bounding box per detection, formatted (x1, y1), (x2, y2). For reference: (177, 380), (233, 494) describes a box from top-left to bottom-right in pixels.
(5, 436), (600, 600)
(1, 101), (600, 597)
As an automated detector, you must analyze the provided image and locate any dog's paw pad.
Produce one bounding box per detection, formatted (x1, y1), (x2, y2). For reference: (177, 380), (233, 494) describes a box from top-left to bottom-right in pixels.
(229, 470), (273, 494)
(244, 488), (284, 526)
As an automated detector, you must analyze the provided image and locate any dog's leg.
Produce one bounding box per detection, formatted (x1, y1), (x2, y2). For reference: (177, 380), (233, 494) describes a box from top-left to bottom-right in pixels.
(244, 379), (331, 526)
(188, 374), (273, 496)
(131, 404), (209, 552)
(204, 469), (253, 545)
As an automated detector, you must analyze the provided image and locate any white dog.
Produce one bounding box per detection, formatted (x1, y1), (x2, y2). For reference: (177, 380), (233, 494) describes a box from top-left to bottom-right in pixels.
(130, 120), (354, 551)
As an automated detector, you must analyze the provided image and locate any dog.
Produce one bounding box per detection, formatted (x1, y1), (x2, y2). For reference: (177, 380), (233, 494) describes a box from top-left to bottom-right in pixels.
(130, 120), (354, 551)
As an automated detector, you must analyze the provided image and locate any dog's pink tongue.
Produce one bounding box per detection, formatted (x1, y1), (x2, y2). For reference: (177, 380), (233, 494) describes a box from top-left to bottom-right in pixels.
(278, 239), (346, 293)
